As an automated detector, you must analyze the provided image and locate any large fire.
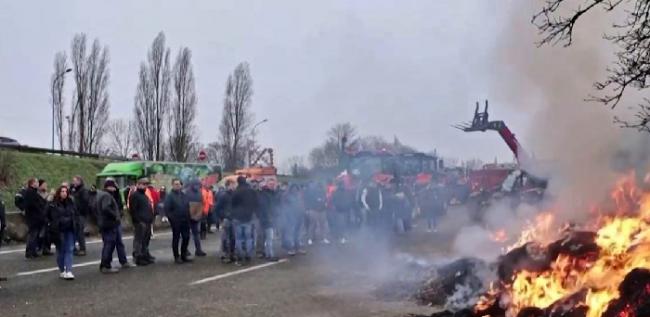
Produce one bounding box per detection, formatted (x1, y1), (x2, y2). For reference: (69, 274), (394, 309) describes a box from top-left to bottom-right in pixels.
(478, 173), (650, 317)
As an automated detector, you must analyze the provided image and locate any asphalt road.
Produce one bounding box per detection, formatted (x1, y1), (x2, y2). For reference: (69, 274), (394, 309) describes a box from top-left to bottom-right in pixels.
(0, 226), (445, 317)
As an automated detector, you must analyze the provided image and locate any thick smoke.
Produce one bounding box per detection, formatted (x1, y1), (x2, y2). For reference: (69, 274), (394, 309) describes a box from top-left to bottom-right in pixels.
(445, 1), (650, 259)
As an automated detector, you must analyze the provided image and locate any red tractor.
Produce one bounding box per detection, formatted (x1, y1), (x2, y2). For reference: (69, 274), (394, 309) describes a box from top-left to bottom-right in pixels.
(455, 100), (546, 204)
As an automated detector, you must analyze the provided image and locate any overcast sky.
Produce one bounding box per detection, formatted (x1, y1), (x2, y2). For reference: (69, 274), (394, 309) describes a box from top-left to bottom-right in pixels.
(0, 1), (538, 167)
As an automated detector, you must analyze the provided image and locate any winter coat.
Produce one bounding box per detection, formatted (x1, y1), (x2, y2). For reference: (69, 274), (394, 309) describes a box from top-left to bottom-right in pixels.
(231, 183), (259, 223)
(71, 183), (90, 217)
(257, 189), (275, 229)
(92, 190), (121, 231)
(24, 187), (47, 227)
(47, 198), (77, 234)
(164, 190), (191, 223)
(332, 188), (353, 214)
(108, 189), (124, 212)
(418, 188), (444, 217)
(214, 190), (233, 220)
(283, 192), (305, 218)
(304, 186), (326, 211)
(129, 189), (154, 224)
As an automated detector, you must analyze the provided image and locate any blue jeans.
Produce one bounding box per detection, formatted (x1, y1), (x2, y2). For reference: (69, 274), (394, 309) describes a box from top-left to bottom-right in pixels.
(234, 221), (254, 260)
(220, 219), (236, 259)
(264, 228), (275, 258)
(190, 220), (203, 252)
(100, 226), (128, 268)
(57, 230), (75, 273)
(282, 213), (303, 251)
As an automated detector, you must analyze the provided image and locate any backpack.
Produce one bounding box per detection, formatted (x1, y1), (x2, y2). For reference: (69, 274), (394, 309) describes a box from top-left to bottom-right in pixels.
(14, 188), (26, 211)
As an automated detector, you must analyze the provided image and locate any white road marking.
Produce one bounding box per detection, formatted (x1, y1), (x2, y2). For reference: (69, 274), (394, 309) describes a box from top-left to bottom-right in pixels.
(15, 256), (135, 276)
(0, 232), (172, 255)
(189, 259), (289, 286)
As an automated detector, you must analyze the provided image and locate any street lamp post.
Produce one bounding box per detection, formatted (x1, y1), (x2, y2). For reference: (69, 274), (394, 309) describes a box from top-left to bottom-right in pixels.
(248, 119), (268, 167)
(52, 68), (72, 150)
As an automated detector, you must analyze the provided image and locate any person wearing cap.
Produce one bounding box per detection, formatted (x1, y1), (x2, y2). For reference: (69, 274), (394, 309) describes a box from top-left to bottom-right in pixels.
(70, 176), (90, 256)
(92, 179), (134, 273)
(129, 178), (155, 266)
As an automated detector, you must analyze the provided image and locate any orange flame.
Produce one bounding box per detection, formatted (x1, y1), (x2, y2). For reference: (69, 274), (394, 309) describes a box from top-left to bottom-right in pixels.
(499, 173), (650, 317)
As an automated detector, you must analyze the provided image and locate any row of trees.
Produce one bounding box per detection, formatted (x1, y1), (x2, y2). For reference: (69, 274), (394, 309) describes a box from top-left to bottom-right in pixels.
(50, 32), (256, 167)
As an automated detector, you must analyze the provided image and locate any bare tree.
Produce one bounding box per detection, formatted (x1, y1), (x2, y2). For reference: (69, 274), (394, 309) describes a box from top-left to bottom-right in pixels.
(133, 32), (171, 161)
(309, 122), (358, 170)
(168, 47), (197, 162)
(106, 119), (135, 158)
(533, 0), (650, 130)
(51, 51), (68, 150)
(69, 33), (110, 153)
(219, 62), (254, 170)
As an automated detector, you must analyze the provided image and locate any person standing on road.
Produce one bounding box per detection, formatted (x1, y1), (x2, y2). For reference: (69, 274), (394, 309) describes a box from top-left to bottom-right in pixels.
(186, 179), (207, 257)
(129, 178), (155, 266)
(24, 178), (47, 258)
(163, 179), (193, 264)
(304, 182), (329, 245)
(47, 185), (77, 280)
(92, 179), (133, 273)
(215, 179), (236, 263)
(70, 176), (90, 256)
(37, 180), (54, 256)
(282, 184), (307, 256)
(231, 176), (259, 266)
(200, 183), (214, 240)
(258, 183), (279, 261)
(331, 181), (353, 244)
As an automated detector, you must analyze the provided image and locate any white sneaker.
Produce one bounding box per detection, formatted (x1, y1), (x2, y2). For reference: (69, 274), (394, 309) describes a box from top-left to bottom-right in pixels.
(59, 272), (66, 279)
(322, 239), (331, 244)
(340, 238), (347, 244)
(64, 272), (75, 280)
(307, 239), (313, 246)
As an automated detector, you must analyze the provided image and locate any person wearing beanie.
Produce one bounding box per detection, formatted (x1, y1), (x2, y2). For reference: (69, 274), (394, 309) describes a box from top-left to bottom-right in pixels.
(91, 178), (133, 273)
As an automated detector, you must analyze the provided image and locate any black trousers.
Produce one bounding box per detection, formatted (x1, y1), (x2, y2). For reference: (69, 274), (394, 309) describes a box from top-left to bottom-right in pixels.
(26, 223), (44, 256)
(170, 220), (190, 259)
(132, 222), (152, 259)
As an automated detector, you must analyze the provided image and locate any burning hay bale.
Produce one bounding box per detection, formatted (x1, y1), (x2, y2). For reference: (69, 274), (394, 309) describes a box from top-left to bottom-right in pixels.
(601, 268), (650, 317)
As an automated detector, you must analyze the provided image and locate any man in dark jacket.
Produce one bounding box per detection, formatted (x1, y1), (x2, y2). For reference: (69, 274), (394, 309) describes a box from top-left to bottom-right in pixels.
(215, 179), (235, 263)
(92, 179), (133, 273)
(231, 176), (259, 265)
(257, 184), (279, 261)
(129, 178), (155, 266)
(163, 179), (192, 264)
(24, 178), (47, 258)
(70, 176), (90, 256)
(304, 182), (328, 245)
(331, 182), (353, 244)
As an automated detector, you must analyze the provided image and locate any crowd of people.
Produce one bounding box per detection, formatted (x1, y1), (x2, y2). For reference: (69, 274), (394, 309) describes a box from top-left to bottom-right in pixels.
(3, 174), (448, 281)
